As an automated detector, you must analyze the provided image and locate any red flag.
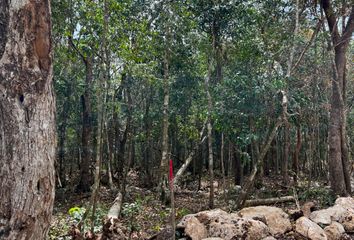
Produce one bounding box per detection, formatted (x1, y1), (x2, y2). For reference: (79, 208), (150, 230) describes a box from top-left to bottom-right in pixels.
(169, 159), (174, 185)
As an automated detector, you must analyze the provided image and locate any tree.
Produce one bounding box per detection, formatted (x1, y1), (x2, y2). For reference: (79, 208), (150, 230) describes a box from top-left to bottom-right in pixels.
(67, 0), (100, 192)
(0, 0), (56, 239)
(321, 0), (354, 196)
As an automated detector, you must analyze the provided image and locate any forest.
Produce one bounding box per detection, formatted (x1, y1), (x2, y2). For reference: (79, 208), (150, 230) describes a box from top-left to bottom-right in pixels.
(0, 0), (354, 239)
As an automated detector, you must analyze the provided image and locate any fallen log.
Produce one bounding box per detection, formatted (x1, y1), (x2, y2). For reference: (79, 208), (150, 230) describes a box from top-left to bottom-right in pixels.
(174, 121), (207, 186)
(107, 192), (123, 221)
(101, 192), (127, 240)
(243, 196), (295, 207)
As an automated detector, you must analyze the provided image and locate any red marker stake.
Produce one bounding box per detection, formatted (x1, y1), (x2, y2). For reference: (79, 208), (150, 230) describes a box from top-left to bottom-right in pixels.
(169, 159), (174, 188)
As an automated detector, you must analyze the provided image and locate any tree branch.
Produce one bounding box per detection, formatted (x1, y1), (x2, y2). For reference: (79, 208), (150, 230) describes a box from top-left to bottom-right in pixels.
(321, 0), (340, 43)
(291, 18), (324, 74)
(341, 6), (354, 47)
(68, 36), (87, 65)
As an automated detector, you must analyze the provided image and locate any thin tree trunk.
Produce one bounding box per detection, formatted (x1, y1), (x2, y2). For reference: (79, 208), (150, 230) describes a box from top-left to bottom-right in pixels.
(143, 86), (153, 186)
(174, 122), (207, 186)
(0, 0), (56, 238)
(159, 54), (170, 200)
(293, 125), (301, 184)
(221, 133), (226, 198)
(105, 122), (115, 190)
(282, 0), (299, 183)
(236, 117), (283, 208)
(159, 9), (171, 203)
(58, 84), (71, 187)
(205, 57), (214, 209)
(281, 91), (290, 183)
(115, 74), (130, 180)
(234, 147), (243, 186)
(91, 0), (110, 229)
(121, 77), (133, 199)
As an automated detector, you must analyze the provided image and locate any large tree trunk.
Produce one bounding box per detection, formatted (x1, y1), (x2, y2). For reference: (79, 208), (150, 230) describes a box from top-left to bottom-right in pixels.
(321, 0), (354, 196)
(77, 56), (93, 192)
(0, 0), (56, 238)
(68, 32), (94, 193)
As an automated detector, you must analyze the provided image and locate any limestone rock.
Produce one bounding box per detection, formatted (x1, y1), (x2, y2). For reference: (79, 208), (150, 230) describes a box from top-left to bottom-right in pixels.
(178, 209), (270, 240)
(178, 209), (229, 228)
(309, 205), (347, 225)
(178, 214), (195, 228)
(238, 206), (291, 235)
(202, 238), (224, 240)
(339, 210), (354, 232)
(302, 201), (316, 218)
(208, 217), (270, 240)
(335, 197), (354, 210)
(185, 216), (208, 240)
(295, 217), (327, 240)
(324, 221), (345, 240)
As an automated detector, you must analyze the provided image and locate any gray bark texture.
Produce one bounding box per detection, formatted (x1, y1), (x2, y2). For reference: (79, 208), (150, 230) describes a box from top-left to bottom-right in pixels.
(0, 0), (56, 239)
(322, 0), (354, 196)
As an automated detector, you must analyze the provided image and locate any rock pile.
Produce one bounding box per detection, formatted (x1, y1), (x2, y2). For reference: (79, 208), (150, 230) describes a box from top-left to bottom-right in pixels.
(176, 197), (354, 240)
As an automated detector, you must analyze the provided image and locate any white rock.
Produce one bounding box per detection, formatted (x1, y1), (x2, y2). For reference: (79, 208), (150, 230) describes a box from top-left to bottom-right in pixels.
(309, 205), (347, 225)
(324, 221), (345, 240)
(178, 209), (230, 228)
(296, 217), (327, 240)
(335, 197), (354, 210)
(185, 216), (208, 240)
(339, 210), (354, 232)
(238, 206), (292, 235)
(208, 217), (270, 240)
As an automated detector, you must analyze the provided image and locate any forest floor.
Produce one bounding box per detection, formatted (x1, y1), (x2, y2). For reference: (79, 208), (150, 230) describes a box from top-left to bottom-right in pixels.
(49, 171), (335, 240)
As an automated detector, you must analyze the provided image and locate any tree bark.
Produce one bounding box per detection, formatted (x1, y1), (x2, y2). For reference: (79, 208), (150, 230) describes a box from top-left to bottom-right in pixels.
(293, 125), (301, 184)
(0, 0), (56, 238)
(107, 192), (123, 221)
(68, 32), (94, 193)
(91, 0), (110, 226)
(220, 133), (226, 195)
(244, 196), (295, 207)
(205, 57), (214, 209)
(234, 147), (243, 186)
(321, 0), (354, 196)
(57, 83), (71, 187)
(159, 9), (171, 203)
(77, 56), (93, 192)
(282, 0), (299, 183)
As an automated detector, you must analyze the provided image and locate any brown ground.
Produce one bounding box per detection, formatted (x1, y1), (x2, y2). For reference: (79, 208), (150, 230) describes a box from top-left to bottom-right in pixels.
(49, 172), (334, 239)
